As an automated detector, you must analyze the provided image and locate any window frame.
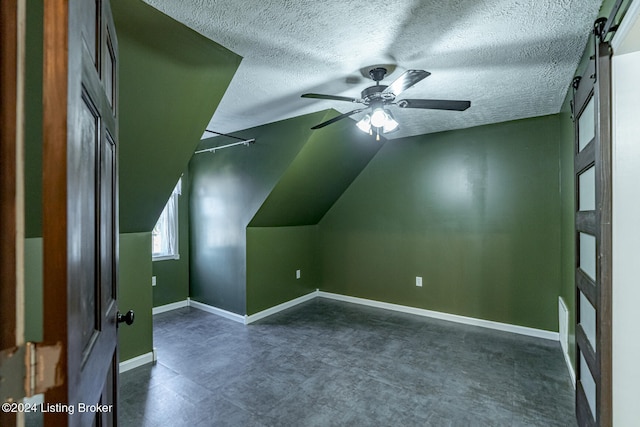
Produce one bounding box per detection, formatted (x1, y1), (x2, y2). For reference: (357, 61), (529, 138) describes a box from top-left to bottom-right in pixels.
(152, 178), (181, 261)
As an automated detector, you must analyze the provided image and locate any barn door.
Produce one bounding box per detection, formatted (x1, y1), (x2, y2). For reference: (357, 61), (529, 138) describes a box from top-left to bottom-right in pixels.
(43, 0), (123, 425)
(572, 20), (612, 427)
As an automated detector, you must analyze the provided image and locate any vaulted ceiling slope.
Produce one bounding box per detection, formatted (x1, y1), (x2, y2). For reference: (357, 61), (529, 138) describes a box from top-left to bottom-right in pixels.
(249, 110), (384, 227)
(112, 0), (241, 233)
(144, 0), (602, 140)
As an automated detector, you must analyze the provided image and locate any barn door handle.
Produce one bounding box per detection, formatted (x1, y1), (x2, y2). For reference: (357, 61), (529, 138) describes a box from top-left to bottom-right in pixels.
(117, 310), (135, 326)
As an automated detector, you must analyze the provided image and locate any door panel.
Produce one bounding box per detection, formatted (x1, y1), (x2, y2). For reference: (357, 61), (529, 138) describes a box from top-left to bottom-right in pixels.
(43, 0), (119, 425)
(101, 133), (117, 313)
(578, 232), (597, 281)
(80, 0), (99, 70)
(573, 38), (613, 426)
(104, 31), (116, 109)
(578, 166), (596, 211)
(578, 96), (595, 151)
(76, 92), (99, 355)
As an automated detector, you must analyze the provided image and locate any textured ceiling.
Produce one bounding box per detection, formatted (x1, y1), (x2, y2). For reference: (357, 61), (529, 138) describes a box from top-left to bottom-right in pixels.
(143, 0), (602, 140)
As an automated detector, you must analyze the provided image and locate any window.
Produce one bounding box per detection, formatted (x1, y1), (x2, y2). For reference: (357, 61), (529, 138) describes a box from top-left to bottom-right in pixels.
(152, 178), (181, 260)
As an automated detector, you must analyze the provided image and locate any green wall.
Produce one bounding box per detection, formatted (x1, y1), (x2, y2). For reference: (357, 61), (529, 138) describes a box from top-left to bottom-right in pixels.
(152, 171), (190, 307)
(110, 0), (240, 359)
(24, 238), (43, 342)
(246, 226), (319, 314)
(189, 112), (323, 314)
(24, 0), (43, 238)
(189, 110), (383, 315)
(319, 115), (563, 332)
(25, 232), (156, 362)
(112, 0), (241, 233)
(25, 0), (241, 235)
(118, 233), (153, 361)
(24, 0), (44, 344)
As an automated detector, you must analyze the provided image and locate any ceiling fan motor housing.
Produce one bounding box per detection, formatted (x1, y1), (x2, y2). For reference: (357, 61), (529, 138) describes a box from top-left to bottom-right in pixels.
(361, 85), (394, 104)
(368, 67), (388, 82)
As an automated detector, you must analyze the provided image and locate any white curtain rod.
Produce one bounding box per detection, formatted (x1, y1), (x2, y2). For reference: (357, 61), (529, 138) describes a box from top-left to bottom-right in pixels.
(194, 138), (256, 154)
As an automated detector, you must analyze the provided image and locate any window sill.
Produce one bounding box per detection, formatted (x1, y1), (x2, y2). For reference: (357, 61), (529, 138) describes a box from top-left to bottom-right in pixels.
(152, 254), (180, 262)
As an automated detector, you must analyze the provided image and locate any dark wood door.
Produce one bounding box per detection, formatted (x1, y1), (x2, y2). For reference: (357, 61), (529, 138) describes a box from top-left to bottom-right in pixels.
(572, 35), (612, 426)
(43, 0), (119, 425)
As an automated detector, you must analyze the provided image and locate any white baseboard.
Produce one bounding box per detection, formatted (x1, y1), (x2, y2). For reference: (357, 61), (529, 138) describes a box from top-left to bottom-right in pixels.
(557, 296), (575, 387)
(318, 291), (559, 341)
(119, 349), (156, 373)
(161, 291), (559, 343)
(245, 290), (318, 324)
(558, 297), (569, 354)
(564, 347), (576, 388)
(188, 298), (246, 324)
(152, 299), (189, 315)
(188, 292), (318, 325)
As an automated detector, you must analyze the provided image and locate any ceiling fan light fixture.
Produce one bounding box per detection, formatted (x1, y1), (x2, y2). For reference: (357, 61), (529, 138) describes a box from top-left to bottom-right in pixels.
(370, 108), (387, 128)
(357, 108), (398, 136)
(356, 114), (371, 133)
(382, 110), (399, 133)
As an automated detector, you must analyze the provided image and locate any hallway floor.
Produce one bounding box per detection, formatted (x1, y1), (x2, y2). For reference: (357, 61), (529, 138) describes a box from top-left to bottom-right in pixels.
(119, 298), (576, 426)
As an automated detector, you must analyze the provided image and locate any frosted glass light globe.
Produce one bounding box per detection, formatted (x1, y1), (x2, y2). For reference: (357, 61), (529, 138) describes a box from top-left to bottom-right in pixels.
(370, 108), (387, 128)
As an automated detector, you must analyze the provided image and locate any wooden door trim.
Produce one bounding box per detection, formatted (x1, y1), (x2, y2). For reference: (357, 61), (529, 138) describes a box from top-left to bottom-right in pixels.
(1, 0), (26, 423)
(42, 0), (71, 416)
(0, 0), (19, 352)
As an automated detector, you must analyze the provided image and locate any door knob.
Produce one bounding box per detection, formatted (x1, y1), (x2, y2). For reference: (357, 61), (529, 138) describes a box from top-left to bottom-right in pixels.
(117, 310), (135, 326)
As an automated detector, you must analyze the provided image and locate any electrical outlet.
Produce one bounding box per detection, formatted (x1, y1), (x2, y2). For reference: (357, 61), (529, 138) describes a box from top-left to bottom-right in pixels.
(152, 276), (157, 287)
(296, 269), (301, 279)
(416, 276), (422, 287)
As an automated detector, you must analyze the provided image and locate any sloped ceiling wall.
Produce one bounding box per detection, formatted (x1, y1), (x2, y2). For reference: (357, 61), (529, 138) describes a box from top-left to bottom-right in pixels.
(25, 0), (241, 236)
(249, 111), (384, 227)
(189, 112), (323, 313)
(112, 0), (241, 233)
(189, 110), (383, 313)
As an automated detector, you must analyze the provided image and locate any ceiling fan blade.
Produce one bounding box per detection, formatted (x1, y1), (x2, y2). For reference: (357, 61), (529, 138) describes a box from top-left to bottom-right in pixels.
(382, 70), (430, 95)
(301, 93), (362, 103)
(310, 109), (365, 129)
(397, 99), (471, 111)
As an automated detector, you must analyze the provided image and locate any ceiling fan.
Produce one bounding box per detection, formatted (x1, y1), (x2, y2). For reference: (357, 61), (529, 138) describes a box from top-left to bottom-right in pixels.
(301, 67), (471, 140)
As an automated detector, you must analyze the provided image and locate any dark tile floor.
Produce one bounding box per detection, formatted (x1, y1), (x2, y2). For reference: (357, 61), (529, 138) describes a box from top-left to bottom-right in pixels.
(119, 298), (576, 426)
